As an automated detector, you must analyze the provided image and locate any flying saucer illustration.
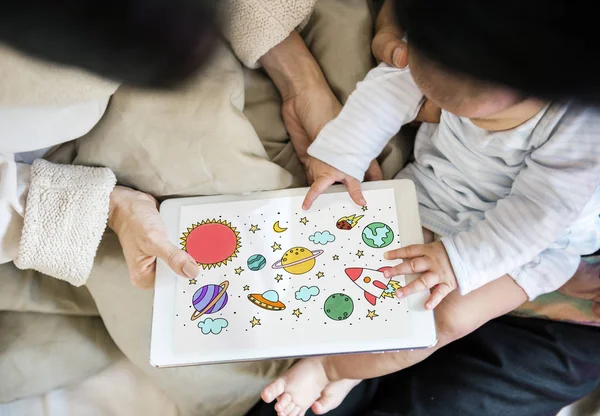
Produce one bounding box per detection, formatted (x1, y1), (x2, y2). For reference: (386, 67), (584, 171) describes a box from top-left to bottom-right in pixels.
(248, 290), (286, 311)
(190, 280), (229, 321)
(271, 246), (324, 275)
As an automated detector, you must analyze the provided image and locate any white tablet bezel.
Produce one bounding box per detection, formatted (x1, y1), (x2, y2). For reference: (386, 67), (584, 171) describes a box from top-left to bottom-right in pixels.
(150, 180), (437, 367)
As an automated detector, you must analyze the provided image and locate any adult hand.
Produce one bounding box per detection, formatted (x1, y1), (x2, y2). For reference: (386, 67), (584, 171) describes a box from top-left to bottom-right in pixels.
(261, 31), (383, 183)
(108, 186), (199, 289)
(281, 83), (383, 183)
(372, 0), (441, 124)
(302, 156), (365, 210)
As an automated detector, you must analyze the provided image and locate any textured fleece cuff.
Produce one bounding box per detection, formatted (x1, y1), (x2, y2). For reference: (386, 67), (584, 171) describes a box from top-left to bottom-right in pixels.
(225, 0), (316, 68)
(14, 159), (116, 286)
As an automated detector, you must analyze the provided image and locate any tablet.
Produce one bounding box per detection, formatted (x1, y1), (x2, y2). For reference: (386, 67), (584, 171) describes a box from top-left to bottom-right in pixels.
(151, 180), (437, 367)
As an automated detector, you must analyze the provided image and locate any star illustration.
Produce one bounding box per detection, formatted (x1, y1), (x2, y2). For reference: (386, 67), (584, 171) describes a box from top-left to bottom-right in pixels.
(292, 308), (302, 318)
(249, 224), (260, 233)
(332, 255), (340, 261)
(361, 206), (368, 212)
(188, 278), (197, 285)
(356, 250), (364, 258)
(366, 310), (379, 320)
(250, 316), (261, 328)
(235, 267), (244, 275)
(271, 242), (282, 252)
(274, 274), (283, 282)
(316, 271), (325, 279)
(299, 217), (309, 225)
(243, 285), (250, 291)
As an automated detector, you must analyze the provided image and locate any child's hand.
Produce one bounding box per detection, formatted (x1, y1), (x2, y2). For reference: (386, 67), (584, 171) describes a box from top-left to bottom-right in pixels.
(384, 241), (458, 309)
(302, 156), (366, 210)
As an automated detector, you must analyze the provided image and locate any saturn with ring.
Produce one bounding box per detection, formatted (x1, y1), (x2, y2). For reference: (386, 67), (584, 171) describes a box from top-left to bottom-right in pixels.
(272, 246), (324, 275)
(190, 280), (229, 321)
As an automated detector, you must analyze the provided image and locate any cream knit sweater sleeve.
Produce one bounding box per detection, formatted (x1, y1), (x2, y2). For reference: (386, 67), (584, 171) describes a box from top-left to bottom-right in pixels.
(225, 0), (318, 68)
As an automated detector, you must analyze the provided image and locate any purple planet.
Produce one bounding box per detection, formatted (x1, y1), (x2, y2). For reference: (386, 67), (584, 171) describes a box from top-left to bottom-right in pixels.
(190, 280), (229, 321)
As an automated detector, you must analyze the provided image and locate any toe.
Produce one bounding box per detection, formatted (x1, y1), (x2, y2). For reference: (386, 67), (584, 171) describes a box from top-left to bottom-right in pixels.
(275, 392), (292, 411)
(289, 405), (303, 416)
(262, 379), (286, 403)
(281, 400), (296, 416)
(313, 394), (341, 414)
(311, 401), (325, 415)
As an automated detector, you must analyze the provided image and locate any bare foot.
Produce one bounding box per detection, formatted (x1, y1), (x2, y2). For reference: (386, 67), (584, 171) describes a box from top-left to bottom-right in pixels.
(311, 379), (361, 415)
(262, 357), (361, 416)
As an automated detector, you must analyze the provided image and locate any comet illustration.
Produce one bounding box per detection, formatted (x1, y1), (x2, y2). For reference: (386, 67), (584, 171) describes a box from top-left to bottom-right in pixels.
(336, 214), (364, 230)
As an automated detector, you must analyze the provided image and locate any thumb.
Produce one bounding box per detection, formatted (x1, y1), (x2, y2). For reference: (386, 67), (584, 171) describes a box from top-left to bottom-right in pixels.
(153, 239), (199, 279)
(372, 32), (408, 68)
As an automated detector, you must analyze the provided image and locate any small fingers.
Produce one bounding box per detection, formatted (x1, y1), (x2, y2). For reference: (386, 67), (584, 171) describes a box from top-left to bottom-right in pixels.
(385, 244), (426, 261)
(303, 176), (335, 210)
(383, 257), (431, 279)
(344, 178), (366, 207)
(396, 272), (439, 299)
(425, 284), (454, 310)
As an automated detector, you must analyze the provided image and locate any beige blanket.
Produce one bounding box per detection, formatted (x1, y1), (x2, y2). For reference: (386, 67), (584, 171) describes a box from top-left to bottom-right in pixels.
(0, 1), (414, 414)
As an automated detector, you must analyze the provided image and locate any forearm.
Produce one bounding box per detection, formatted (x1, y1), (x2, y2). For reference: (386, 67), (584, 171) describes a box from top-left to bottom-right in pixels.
(308, 65), (424, 180)
(324, 274), (527, 381)
(225, 0), (317, 68)
(259, 31), (328, 101)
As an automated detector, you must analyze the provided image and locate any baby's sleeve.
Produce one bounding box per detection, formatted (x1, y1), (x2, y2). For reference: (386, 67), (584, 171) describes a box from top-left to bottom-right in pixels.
(441, 105), (600, 299)
(308, 64), (425, 181)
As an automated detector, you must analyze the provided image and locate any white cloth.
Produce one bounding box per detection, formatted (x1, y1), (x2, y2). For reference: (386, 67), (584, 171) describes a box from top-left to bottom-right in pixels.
(0, 100), (116, 285)
(308, 64), (600, 300)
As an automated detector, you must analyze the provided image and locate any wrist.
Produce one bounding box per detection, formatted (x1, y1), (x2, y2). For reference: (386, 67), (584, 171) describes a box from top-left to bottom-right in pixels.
(260, 31), (328, 101)
(108, 186), (156, 234)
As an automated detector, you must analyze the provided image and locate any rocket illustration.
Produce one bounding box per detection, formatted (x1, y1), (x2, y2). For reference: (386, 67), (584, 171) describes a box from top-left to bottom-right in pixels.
(345, 267), (392, 306)
(336, 214), (364, 230)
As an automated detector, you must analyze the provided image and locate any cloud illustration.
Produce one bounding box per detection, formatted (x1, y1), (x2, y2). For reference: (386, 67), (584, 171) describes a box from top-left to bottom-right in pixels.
(295, 285), (320, 302)
(198, 317), (229, 335)
(309, 230), (336, 245)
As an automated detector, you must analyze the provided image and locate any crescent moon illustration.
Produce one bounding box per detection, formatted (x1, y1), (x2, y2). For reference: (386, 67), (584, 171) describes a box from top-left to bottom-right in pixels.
(273, 221), (288, 233)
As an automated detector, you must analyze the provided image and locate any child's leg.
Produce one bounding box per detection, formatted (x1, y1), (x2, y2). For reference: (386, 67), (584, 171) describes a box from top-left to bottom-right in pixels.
(262, 274), (528, 415)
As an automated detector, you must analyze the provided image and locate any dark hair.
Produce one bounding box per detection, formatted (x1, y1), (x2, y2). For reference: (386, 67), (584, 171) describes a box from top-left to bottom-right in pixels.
(393, 0), (600, 105)
(0, 0), (221, 88)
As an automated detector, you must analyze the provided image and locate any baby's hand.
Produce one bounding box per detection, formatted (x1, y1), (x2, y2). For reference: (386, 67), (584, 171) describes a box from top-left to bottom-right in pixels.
(302, 156), (366, 209)
(384, 241), (458, 309)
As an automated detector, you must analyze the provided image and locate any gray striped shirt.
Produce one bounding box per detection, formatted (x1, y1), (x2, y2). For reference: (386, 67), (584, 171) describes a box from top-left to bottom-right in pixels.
(308, 64), (600, 299)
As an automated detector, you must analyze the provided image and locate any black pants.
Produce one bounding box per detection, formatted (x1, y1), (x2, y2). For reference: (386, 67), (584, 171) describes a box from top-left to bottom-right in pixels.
(247, 316), (600, 416)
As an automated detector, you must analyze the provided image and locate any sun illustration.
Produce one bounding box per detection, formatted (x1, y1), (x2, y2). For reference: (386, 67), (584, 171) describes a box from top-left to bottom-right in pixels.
(180, 219), (241, 269)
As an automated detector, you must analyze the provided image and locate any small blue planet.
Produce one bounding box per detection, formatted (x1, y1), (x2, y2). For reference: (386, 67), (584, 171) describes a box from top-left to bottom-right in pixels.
(247, 254), (267, 271)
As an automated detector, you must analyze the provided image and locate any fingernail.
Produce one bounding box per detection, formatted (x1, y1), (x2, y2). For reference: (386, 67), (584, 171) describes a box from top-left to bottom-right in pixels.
(426, 303), (433, 310)
(384, 271), (390, 278)
(360, 199), (367, 206)
(384, 252), (391, 260)
(183, 261), (199, 278)
(396, 290), (404, 299)
(392, 47), (404, 68)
